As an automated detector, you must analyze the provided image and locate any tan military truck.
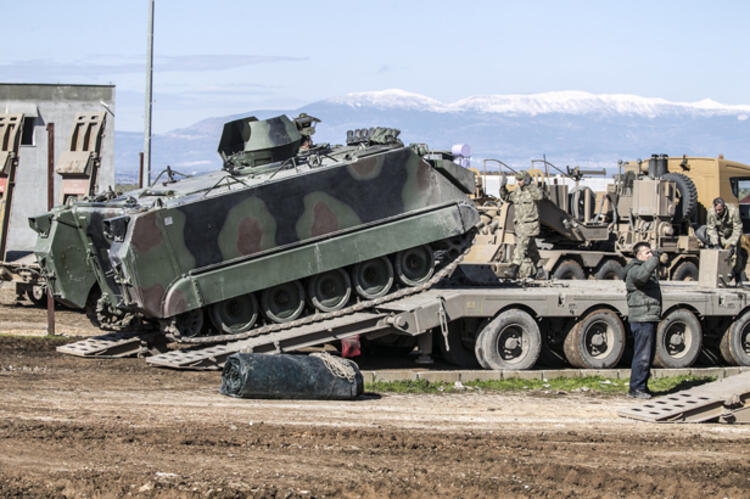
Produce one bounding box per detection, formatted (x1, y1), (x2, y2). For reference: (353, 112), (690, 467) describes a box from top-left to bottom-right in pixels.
(465, 155), (750, 282)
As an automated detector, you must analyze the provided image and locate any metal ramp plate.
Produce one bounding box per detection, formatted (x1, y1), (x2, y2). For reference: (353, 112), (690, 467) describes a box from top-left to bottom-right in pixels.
(57, 331), (158, 358)
(618, 371), (750, 423)
(146, 311), (387, 370)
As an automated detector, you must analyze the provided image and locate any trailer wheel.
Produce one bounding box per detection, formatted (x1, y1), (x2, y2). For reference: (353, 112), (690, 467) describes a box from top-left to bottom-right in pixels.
(563, 309), (626, 368)
(27, 285), (48, 307)
(479, 309), (541, 370)
(719, 325), (737, 365)
(474, 319), (491, 369)
(672, 261), (698, 281)
(720, 310), (750, 366)
(436, 320), (480, 368)
(593, 260), (624, 280)
(654, 309), (702, 368)
(552, 260), (586, 280)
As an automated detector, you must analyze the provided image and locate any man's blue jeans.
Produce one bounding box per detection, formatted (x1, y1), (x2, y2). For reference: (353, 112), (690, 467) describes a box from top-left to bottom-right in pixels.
(629, 321), (656, 392)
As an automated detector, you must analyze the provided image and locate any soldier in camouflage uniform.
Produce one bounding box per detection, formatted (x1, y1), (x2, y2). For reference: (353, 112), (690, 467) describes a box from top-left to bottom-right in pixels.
(500, 171), (543, 279)
(706, 197), (745, 284)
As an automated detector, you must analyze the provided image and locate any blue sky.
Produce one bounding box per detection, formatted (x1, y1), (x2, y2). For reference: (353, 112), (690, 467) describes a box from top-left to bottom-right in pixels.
(3, 0), (748, 133)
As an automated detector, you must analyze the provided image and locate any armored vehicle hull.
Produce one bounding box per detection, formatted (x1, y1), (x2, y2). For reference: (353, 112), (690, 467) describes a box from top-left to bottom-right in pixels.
(31, 115), (479, 338)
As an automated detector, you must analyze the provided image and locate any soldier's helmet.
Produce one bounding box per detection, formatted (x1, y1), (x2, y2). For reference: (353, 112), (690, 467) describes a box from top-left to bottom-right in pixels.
(515, 171), (531, 183)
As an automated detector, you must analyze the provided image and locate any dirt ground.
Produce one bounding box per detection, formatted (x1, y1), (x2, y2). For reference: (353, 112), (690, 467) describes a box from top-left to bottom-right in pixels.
(2, 285), (750, 498)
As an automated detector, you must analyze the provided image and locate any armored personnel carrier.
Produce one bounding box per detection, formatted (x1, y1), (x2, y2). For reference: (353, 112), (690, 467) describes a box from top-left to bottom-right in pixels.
(30, 114), (480, 339)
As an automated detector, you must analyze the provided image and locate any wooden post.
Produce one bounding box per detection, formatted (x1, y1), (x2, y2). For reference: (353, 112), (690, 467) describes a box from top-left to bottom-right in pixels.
(139, 151), (144, 188)
(46, 123), (55, 336)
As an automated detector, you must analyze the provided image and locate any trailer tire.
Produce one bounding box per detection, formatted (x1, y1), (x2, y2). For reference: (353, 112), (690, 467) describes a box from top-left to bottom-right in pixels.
(27, 285), (48, 308)
(654, 309), (702, 368)
(474, 321), (491, 370)
(552, 260), (586, 280)
(593, 260), (624, 280)
(721, 310), (750, 366)
(672, 261), (698, 281)
(719, 325), (737, 365)
(479, 309), (541, 370)
(437, 320), (480, 368)
(563, 309), (626, 368)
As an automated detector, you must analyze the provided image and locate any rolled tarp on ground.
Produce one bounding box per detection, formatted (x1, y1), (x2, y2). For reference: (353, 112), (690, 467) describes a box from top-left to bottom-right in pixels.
(220, 352), (364, 400)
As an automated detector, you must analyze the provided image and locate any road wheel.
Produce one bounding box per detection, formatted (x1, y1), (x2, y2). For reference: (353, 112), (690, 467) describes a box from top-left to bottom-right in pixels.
(720, 310), (750, 366)
(27, 285), (48, 307)
(552, 259), (586, 280)
(308, 269), (352, 312)
(352, 257), (394, 299)
(209, 293), (259, 334)
(563, 309), (625, 368)
(593, 260), (624, 280)
(394, 245), (435, 286)
(436, 320), (480, 368)
(479, 309), (541, 370)
(672, 261), (698, 281)
(261, 281), (305, 323)
(172, 309), (206, 338)
(654, 309), (702, 368)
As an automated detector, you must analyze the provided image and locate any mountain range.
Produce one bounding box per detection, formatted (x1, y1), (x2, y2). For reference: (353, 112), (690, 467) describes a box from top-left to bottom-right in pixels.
(114, 89), (750, 183)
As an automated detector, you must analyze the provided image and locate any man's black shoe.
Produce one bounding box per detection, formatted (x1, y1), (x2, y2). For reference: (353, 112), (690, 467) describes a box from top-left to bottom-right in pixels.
(627, 390), (652, 400)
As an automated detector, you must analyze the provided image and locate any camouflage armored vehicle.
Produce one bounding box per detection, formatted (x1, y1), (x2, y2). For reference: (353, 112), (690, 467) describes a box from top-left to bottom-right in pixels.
(31, 114), (480, 338)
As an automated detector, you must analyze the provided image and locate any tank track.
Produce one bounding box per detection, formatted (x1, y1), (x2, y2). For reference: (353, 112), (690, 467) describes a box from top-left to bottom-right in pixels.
(164, 233), (476, 344)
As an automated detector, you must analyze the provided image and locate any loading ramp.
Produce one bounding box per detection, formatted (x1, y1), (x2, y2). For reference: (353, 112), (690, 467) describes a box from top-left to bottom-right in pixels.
(618, 371), (750, 423)
(146, 311), (389, 369)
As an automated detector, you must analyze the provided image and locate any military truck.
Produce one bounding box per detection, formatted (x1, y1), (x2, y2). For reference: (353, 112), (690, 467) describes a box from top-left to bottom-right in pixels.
(31, 114), (480, 339)
(464, 154), (750, 282)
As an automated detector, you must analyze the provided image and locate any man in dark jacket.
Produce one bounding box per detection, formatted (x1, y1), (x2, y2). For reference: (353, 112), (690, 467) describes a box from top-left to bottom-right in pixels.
(623, 241), (662, 399)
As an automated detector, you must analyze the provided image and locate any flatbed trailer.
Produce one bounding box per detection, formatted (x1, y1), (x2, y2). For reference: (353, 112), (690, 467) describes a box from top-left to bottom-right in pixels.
(59, 275), (750, 371)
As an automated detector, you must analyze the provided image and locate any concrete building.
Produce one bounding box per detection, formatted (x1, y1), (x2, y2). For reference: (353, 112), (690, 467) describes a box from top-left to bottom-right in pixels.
(0, 83), (115, 252)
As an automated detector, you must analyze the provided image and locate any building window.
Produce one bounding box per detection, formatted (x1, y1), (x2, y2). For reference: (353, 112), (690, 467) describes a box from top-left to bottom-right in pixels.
(21, 117), (35, 146)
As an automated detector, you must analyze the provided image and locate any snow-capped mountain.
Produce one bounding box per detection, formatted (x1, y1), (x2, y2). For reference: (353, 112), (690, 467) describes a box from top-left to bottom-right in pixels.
(328, 89), (750, 118)
(114, 89), (750, 183)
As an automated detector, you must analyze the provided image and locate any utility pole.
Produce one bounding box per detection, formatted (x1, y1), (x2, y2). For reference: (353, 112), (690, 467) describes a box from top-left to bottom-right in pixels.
(144, 0), (154, 187)
(46, 123), (55, 336)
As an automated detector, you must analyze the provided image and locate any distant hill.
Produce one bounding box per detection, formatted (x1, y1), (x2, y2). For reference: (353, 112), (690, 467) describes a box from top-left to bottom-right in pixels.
(114, 89), (750, 183)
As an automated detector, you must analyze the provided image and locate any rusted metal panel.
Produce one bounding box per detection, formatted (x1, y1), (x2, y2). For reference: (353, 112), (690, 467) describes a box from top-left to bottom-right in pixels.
(56, 112), (106, 203)
(0, 113), (24, 259)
